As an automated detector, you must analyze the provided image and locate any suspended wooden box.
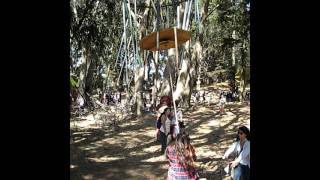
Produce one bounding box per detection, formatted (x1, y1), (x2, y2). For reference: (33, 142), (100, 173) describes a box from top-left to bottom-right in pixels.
(139, 28), (191, 51)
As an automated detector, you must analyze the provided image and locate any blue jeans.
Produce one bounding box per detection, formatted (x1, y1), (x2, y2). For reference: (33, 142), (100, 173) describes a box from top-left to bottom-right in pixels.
(240, 164), (250, 180)
(233, 164), (250, 180)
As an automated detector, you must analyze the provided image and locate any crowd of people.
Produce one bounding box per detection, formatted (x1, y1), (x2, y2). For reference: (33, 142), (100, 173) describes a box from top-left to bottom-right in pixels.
(101, 91), (121, 105)
(154, 96), (250, 180)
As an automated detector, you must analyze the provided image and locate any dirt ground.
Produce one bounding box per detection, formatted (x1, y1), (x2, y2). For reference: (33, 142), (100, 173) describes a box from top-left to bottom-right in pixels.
(70, 85), (250, 180)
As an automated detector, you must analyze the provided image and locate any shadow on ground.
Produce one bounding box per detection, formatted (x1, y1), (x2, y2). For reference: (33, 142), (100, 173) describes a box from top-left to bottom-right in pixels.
(70, 101), (250, 180)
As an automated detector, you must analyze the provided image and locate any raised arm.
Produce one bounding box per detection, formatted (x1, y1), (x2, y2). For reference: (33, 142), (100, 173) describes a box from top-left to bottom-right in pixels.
(234, 141), (250, 164)
(223, 142), (237, 159)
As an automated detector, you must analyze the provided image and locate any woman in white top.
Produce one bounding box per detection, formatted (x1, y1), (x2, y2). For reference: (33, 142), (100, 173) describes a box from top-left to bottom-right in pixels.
(223, 126), (250, 180)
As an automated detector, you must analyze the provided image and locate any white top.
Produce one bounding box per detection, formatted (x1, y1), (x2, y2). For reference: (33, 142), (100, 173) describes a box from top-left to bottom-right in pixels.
(224, 139), (250, 168)
(160, 117), (171, 135)
(220, 96), (226, 105)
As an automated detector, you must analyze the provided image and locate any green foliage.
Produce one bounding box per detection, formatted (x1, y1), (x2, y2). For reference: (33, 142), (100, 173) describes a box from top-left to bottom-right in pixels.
(70, 76), (78, 89)
(201, 0), (250, 82)
(71, 0), (126, 96)
(69, 0), (250, 104)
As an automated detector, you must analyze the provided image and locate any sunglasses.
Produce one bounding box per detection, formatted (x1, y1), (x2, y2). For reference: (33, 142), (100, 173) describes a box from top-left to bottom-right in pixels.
(238, 131), (244, 135)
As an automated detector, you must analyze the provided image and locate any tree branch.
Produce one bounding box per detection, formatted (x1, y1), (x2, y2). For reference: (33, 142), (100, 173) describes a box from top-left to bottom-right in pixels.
(201, 4), (220, 24)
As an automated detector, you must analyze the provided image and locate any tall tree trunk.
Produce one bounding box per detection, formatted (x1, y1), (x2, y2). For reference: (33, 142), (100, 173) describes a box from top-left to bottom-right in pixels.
(159, 49), (175, 96)
(239, 42), (247, 101)
(136, 0), (151, 115)
(173, 41), (192, 108)
(78, 48), (86, 99)
(84, 51), (97, 107)
(135, 65), (144, 116)
(169, 0), (194, 107)
(78, 46), (94, 107)
(188, 41), (197, 107)
(195, 0), (209, 91)
(151, 0), (160, 108)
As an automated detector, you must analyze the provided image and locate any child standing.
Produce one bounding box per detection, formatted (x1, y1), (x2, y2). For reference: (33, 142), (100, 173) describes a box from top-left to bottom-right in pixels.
(219, 93), (226, 115)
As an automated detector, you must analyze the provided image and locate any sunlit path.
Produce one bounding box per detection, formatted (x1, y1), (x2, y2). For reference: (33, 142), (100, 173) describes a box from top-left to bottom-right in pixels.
(70, 101), (249, 179)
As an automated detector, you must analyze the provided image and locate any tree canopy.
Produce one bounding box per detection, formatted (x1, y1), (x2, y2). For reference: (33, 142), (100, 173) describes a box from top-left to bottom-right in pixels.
(70, 0), (250, 112)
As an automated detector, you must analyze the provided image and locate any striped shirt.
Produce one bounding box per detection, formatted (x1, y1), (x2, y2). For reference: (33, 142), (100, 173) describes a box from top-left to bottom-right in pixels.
(160, 116), (171, 135)
(166, 145), (197, 180)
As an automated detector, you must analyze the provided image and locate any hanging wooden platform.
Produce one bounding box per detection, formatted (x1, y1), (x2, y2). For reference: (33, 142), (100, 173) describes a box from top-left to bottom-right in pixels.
(139, 28), (191, 51)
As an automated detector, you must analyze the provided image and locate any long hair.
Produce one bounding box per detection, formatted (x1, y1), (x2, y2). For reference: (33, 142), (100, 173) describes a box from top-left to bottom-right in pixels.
(235, 126), (250, 141)
(175, 133), (196, 177)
